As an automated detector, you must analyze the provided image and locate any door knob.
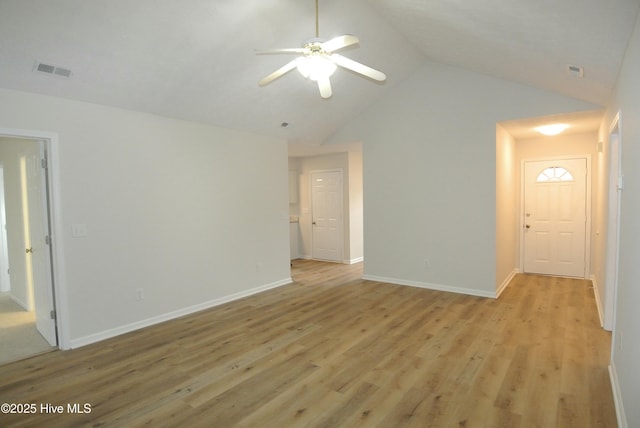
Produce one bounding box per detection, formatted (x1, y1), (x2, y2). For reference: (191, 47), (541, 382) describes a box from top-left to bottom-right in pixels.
(312, 221), (316, 225)
(26, 247), (33, 254)
(525, 225), (530, 229)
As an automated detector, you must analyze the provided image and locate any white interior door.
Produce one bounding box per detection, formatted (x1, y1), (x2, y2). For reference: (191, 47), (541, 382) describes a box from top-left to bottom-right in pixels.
(311, 171), (343, 262)
(23, 145), (57, 346)
(523, 158), (587, 277)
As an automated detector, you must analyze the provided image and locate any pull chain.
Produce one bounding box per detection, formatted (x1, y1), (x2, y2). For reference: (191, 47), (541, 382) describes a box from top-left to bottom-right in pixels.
(315, 0), (319, 37)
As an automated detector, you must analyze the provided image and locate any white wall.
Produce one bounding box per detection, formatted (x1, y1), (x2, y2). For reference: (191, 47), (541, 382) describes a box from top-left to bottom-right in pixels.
(0, 88), (290, 348)
(348, 146), (364, 263)
(288, 158), (301, 260)
(515, 131), (598, 161)
(605, 11), (640, 428)
(495, 125), (517, 294)
(0, 166), (8, 294)
(328, 59), (598, 297)
(288, 157), (301, 217)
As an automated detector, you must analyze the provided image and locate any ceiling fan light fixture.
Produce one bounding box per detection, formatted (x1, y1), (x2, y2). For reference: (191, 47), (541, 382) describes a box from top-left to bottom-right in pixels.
(256, 0), (384, 98)
(296, 55), (336, 81)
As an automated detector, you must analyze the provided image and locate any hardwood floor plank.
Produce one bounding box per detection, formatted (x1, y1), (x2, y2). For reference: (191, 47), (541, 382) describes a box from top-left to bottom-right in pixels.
(235, 365), (343, 427)
(341, 357), (428, 427)
(312, 381), (380, 428)
(0, 262), (617, 427)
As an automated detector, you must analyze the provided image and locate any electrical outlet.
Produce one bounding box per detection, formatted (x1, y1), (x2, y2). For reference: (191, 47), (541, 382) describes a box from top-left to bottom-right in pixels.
(135, 288), (144, 301)
(71, 223), (87, 237)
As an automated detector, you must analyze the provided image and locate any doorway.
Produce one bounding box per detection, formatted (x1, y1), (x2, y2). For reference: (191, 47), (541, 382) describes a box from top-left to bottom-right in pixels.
(0, 166), (11, 293)
(0, 136), (58, 364)
(311, 170), (343, 262)
(521, 157), (590, 278)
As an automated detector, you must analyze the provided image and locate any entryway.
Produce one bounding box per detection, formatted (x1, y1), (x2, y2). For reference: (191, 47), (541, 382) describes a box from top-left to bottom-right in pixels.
(0, 293), (52, 364)
(0, 136), (58, 364)
(311, 170), (343, 262)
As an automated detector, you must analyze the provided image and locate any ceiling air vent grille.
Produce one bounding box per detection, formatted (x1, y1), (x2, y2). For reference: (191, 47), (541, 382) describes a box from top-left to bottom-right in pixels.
(566, 64), (584, 78)
(34, 61), (72, 78)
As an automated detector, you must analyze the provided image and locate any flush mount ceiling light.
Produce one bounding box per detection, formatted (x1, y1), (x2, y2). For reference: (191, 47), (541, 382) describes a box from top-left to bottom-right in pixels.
(256, 0), (386, 99)
(534, 123), (570, 136)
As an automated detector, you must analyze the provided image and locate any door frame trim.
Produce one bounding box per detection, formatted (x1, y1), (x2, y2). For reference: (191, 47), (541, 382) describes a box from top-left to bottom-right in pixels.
(604, 112), (622, 331)
(519, 155), (592, 278)
(310, 169), (344, 263)
(0, 127), (69, 349)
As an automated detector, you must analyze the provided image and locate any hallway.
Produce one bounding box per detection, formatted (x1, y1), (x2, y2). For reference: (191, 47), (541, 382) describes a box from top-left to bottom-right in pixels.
(0, 293), (53, 365)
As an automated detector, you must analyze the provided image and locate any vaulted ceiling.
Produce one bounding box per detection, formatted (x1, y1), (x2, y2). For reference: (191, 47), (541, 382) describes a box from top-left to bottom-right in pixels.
(1, 0), (638, 147)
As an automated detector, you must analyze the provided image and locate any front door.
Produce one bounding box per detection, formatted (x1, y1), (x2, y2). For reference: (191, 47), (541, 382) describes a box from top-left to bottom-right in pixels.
(23, 144), (57, 346)
(523, 158), (587, 277)
(311, 170), (343, 262)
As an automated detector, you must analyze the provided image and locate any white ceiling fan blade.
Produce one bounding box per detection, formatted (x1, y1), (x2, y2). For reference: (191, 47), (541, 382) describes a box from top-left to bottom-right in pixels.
(317, 76), (332, 98)
(258, 59), (298, 86)
(255, 48), (308, 55)
(321, 35), (359, 53)
(331, 53), (386, 82)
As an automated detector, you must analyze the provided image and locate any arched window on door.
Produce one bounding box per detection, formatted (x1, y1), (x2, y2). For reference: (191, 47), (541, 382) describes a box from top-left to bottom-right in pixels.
(536, 166), (574, 182)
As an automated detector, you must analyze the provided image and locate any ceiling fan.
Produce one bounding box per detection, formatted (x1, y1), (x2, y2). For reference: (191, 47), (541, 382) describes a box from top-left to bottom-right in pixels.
(256, 0), (386, 99)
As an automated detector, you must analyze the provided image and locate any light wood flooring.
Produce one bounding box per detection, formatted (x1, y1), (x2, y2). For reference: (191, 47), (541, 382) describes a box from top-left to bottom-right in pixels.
(0, 260), (616, 427)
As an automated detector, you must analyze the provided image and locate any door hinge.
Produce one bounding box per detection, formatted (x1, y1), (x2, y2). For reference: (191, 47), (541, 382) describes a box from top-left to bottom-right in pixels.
(50, 310), (56, 320)
(45, 235), (51, 245)
(41, 157), (48, 170)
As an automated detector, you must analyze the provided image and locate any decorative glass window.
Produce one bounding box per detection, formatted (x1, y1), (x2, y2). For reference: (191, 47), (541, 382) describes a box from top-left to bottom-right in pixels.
(536, 166), (574, 182)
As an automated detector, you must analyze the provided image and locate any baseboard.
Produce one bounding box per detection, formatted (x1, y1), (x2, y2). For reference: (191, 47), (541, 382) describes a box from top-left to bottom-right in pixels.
(70, 277), (292, 349)
(303, 255), (360, 264)
(591, 275), (605, 328)
(496, 269), (519, 298)
(609, 362), (628, 428)
(10, 294), (30, 311)
(362, 274), (496, 299)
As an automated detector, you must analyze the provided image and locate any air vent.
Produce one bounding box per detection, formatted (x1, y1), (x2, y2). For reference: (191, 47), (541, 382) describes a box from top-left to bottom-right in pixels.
(36, 63), (55, 74)
(34, 61), (72, 78)
(566, 64), (584, 78)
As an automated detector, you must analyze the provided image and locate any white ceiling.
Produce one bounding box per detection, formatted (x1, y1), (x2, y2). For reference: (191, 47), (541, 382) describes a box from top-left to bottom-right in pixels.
(0, 0), (638, 148)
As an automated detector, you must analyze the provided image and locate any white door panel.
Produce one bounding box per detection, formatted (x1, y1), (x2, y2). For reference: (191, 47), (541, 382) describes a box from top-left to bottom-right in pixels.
(311, 171), (343, 262)
(24, 144), (57, 346)
(523, 159), (587, 277)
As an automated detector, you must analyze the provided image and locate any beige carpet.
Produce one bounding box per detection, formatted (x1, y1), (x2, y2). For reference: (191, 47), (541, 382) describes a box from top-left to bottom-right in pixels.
(0, 293), (54, 365)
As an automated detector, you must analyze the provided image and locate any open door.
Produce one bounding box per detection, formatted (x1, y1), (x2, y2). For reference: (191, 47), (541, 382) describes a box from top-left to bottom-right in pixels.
(22, 143), (57, 346)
